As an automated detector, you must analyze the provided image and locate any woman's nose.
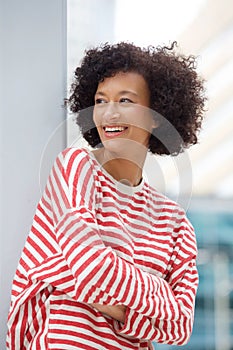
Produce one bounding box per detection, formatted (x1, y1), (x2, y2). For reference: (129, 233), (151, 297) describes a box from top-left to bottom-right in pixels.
(103, 102), (120, 123)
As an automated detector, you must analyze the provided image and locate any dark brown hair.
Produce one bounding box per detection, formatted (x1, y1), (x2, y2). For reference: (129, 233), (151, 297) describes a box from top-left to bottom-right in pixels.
(66, 42), (206, 155)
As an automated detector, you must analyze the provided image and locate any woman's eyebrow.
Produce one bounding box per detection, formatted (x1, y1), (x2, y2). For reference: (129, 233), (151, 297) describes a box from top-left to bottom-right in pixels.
(119, 90), (138, 97)
(95, 90), (139, 96)
(95, 91), (106, 96)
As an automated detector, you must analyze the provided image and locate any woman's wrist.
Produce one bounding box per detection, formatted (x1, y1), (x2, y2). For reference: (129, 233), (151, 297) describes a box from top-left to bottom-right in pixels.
(91, 303), (126, 323)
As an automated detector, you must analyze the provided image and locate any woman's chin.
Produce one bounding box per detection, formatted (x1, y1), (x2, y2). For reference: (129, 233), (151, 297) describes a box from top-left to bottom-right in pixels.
(102, 138), (147, 163)
(102, 138), (126, 154)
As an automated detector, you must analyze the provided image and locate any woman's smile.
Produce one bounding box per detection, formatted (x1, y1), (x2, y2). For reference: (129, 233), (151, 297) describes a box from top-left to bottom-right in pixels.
(103, 125), (128, 137)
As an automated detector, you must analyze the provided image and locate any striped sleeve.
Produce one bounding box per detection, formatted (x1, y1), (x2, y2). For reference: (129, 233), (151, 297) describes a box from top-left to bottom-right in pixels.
(48, 149), (198, 345)
(114, 257), (198, 345)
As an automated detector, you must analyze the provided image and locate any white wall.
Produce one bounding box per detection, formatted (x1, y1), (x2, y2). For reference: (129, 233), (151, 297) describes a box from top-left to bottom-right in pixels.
(0, 0), (67, 346)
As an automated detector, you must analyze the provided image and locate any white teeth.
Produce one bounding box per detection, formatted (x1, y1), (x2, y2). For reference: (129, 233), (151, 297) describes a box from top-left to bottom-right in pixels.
(105, 126), (126, 132)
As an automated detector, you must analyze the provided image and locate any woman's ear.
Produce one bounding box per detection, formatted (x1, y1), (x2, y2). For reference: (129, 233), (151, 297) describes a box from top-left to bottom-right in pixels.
(151, 110), (162, 129)
(152, 119), (159, 129)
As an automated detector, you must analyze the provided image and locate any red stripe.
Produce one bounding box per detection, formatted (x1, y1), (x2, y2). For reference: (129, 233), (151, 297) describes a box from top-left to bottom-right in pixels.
(49, 327), (136, 350)
(65, 148), (83, 179)
(35, 289), (50, 348)
(52, 158), (70, 209)
(23, 246), (40, 266)
(37, 202), (53, 225)
(27, 235), (47, 260)
(48, 336), (97, 350)
(31, 222), (56, 254)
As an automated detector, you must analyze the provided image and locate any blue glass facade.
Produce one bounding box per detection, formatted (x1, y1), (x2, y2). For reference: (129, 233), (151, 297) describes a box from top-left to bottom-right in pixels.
(154, 200), (233, 350)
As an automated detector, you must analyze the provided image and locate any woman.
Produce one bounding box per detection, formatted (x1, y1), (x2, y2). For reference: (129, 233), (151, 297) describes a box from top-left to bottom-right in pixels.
(7, 42), (206, 349)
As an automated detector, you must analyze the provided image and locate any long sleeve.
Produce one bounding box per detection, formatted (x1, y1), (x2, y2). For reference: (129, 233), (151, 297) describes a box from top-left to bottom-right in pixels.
(28, 148), (198, 346)
(114, 257), (198, 345)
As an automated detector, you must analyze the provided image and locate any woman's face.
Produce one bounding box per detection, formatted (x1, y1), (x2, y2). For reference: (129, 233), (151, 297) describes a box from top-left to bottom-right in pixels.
(93, 71), (156, 154)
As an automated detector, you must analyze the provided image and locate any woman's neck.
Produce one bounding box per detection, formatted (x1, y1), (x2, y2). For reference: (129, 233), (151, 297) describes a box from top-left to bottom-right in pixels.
(92, 148), (147, 187)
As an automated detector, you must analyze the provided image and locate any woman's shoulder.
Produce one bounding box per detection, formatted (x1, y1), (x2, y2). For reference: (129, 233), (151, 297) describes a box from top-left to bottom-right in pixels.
(56, 147), (92, 167)
(59, 146), (90, 160)
(146, 183), (190, 222)
(147, 186), (195, 243)
(54, 147), (95, 179)
(146, 183), (180, 208)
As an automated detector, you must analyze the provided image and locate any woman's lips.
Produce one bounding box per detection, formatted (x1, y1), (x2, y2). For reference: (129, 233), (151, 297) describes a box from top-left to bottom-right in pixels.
(103, 126), (128, 138)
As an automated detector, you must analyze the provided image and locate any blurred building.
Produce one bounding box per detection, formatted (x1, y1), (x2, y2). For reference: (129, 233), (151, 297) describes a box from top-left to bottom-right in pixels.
(67, 0), (116, 83)
(175, 0), (233, 199)
(67, 0), (116, 146)
(157, 197), (233, 350)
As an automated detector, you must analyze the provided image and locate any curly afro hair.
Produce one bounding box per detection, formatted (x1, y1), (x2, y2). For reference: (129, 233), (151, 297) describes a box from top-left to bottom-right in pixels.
(66, 41), (206, 155)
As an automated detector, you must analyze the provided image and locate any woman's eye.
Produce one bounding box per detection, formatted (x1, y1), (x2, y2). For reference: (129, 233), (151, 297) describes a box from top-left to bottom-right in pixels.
(95, 98), (107, 104)
(120, 98), (133, 103)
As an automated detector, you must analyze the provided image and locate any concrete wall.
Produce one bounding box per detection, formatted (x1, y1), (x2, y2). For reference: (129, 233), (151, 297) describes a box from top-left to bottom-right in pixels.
(0, 0), (67, 346)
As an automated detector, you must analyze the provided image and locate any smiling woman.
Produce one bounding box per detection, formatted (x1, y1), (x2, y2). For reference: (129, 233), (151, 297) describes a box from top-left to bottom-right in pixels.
(92, 71), (156, 186)
(7, 42), (206, 350)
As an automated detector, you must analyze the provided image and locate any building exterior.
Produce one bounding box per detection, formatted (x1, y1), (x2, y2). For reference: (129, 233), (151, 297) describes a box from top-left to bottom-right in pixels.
(157, 198), (233, 350)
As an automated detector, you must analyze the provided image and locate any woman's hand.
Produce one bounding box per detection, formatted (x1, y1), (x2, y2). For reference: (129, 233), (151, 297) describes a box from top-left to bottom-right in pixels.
(91, 303), (126, 323)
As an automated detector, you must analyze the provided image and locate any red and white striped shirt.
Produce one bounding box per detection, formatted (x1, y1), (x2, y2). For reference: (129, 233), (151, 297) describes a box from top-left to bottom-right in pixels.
(7, 147), (198, 350)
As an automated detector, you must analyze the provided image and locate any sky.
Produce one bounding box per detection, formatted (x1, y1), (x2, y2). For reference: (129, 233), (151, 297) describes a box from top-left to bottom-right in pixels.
(115, 0), (206, 46)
